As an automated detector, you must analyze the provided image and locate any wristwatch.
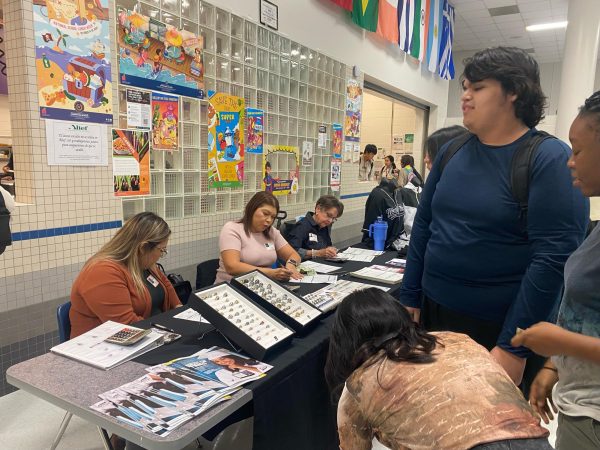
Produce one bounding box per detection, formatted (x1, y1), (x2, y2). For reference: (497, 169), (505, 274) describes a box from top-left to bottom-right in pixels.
(286, 258), (298, 268)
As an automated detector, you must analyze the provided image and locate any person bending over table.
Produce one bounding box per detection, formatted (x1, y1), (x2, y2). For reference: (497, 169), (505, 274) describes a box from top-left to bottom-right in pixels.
(325, 288), (552, 450)
(70, 212), (181, 338)
(287, 195), (344, 260)
(215, 191), (302, 283)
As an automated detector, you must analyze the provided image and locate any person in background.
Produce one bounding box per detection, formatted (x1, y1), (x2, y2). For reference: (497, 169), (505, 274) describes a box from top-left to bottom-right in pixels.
(215, 191), (302, 283)
(0, 185), (14, 213)
(70, 212), (181, 338)
(400, 154), (424, 186)
(361, 178), (405, 249)
(358, 144), (377, 181)
(399, 46), (589, 387)
(325, 288), (552, 450)
(1, 149), (13, 180)
(287, 195), (344, 260)
(380, 155), (400, 181)
(423, 125), (469, 171)
(511, 91), (600, 450)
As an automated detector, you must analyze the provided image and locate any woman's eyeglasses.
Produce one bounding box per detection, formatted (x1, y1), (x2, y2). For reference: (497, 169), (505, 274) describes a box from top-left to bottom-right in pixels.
(157, 246), (168, 257)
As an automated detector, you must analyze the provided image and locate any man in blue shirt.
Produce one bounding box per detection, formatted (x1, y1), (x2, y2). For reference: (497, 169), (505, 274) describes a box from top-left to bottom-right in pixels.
(400, 47), (589, 386)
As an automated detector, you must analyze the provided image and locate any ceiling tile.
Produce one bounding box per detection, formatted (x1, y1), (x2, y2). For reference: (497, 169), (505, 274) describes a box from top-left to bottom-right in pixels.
(517, 1), (551, 13)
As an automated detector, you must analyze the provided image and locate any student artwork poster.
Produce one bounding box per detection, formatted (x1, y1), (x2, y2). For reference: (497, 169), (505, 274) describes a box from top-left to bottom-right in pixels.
(245, 108), (264, 154)
(332, 123), (343, 158)
(151, 93), (178, 150)
(116, 8), (205, 99)
(112, 129), (150, 196)
(263, 145), (300, 196)
(344, 79), (363, 142)
(207, 91), (245, 188)
(33, 0), (113, 124)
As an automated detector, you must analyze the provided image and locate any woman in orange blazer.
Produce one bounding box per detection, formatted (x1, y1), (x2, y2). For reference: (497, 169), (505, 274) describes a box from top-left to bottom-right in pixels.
(70, 212), (181, 338)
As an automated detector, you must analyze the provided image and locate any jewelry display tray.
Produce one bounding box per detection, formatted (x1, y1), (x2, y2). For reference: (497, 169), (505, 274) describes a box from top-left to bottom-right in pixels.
(188, 282), (295, 360)
(231, 271), (322, 333)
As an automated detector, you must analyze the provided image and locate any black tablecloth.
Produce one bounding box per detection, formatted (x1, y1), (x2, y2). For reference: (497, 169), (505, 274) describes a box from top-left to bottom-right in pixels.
(135, 248), (401, 450)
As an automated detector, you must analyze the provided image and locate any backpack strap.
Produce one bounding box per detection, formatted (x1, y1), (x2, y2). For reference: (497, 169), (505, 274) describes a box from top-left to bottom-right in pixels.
(510, 130), (553, 230)
(439, 132), (476, 173)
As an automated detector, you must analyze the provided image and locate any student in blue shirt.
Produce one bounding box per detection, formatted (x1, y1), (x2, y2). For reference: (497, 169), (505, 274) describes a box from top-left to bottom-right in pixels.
(399, 47), (589, 387)
(287, 195), (344, 260)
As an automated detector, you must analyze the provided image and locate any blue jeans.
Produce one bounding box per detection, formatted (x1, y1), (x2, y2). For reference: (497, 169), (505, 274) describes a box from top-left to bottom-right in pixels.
(470, 438), (553, 450)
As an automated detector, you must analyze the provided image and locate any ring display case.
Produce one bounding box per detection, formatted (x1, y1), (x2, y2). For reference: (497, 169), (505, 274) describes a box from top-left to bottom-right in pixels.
(231, 270), (322, 332)
(189, 283), (294, 359)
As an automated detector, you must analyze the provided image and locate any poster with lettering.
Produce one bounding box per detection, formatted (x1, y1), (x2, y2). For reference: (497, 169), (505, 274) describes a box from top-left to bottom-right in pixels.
(33, 0), (113, 123)
(344, 79), (362, 142)
(151, 93), (178, 150)
(207, 91), (244, 188)
(332, 123), (342, 158)
(330, 159), (341, 192)
(112, 128), (150, 196)
(46, 120), (108, 166)
(245, 108), (264, 154)
(263, 145), (299, 196)
(116, 8), (205, 98)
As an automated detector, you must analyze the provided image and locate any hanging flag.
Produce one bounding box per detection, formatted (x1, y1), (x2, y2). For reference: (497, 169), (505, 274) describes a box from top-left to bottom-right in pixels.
(398, 0), (413, 53)
(376, 0), (399, 43)
(438, 0), (456, 80)
(409, 0), (422, 59)
(329, 0), (353, 10)
(352, 0), (379, 32)
(426, 0), (443, 73)
(418, 0), (430, 62)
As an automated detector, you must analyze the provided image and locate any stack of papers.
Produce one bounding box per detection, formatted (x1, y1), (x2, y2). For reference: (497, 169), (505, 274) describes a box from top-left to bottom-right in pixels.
(91, 347), (272, 436)
(298, 260), (341, 274)
(350, 265), (404, 285)
(336, 247), (385, 262)
(303, 280), (389, 312)
(290, 274), (338, 284)
(386, 258), (407, 268)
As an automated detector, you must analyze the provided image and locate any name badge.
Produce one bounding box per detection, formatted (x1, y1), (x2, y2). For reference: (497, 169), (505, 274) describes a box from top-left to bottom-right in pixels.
(264, 242), (275, 250)
(309, 233), (318, 243)
(146, 274), (159, 287)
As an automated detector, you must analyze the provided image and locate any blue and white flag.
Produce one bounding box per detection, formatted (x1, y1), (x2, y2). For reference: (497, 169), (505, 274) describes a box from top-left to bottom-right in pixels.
(398, 0), (413, 53)
(426, 0), (443, 73)
(438, 0), (455, 80)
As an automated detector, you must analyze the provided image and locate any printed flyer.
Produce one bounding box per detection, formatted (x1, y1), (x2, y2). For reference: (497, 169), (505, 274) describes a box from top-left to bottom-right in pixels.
(263, 145), (299, 196)
(245, 108), (263, 154)
(330, 159), (341, 192)
(207, 91), (245, 188)
(344, 79), (363, 142)
(332, 123), (342, 158)
(33, 0), (113, 123)
(126, 88), (151, 129)
(117, 8), (205, 98)
(302, 140), (314, 166)
(112, 128), (150, 196)
(151, 93), (178, 150)
(318, 125), (327, 149)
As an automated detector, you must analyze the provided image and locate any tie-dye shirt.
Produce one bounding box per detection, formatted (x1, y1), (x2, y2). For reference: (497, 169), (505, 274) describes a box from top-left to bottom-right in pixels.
(337, 332), (548, 450)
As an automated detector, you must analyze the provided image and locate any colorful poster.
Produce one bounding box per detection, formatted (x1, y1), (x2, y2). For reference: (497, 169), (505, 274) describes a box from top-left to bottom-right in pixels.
(263, 145), (299, 196)
(117, 8), (205, 98)
(33, 0), (113, 123)
(330, 159), (341, 192)
(126, 89), (151, 129)
(332, 123), (342, 158)
(151, 93), (178, 150)
(302, 140), (314, 166)
(318, 125), (327, 149)
(207, 91), (244, 188)
(0, 26), (7, 95)
(344, 79), (363, 142)
(246, 108), (264, 154)
(112, 129), (150, 196)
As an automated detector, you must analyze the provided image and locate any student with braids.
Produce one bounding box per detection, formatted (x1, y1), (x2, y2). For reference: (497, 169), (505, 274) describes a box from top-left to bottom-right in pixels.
(512, 91), (600, 450)
(325, 288), (552, 450)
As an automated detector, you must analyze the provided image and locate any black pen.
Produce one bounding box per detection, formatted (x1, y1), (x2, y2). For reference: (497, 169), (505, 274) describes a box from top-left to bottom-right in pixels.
(151, 323), (176, 333)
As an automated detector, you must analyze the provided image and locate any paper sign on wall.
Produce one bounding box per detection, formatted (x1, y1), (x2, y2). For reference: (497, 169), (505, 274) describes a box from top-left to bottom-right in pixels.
(126, 89), (151, 129)
(330, 159), (341, 192)
(151, 93), (178, 151)
(318, 125), (327, 149)
(46, 120), (108, 166)
(302, 140), (314, 166)
(112, 128), (150, 196)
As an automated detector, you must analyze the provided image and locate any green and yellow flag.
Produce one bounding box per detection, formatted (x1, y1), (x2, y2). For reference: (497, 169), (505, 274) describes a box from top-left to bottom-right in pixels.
(352, 0), (379, 32)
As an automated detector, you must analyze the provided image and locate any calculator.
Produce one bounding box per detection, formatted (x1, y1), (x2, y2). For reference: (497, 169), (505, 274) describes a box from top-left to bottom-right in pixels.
(105, 327), (151, 346)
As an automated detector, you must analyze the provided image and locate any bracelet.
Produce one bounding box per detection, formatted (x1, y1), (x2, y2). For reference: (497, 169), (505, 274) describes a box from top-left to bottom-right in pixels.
(542, 366), (558, 373)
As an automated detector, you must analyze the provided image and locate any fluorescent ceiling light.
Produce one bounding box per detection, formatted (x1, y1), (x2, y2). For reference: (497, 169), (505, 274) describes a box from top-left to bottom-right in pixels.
(526, 21), (568, 32)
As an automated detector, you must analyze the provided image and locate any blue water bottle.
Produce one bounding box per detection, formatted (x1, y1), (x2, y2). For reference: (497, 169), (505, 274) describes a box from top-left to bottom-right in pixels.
(368, 216), (388, 251)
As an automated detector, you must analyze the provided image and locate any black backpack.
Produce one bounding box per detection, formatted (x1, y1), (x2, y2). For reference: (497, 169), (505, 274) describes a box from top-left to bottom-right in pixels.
(156, 263), (192, 305)
(440, 130), (554, 230)
(0, 191), (11, 254)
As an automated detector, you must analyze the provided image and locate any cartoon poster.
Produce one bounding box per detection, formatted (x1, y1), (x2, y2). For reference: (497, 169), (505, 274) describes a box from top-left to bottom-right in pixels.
(332, 123), (342, 158)
(302, 140), (314, 166)
(263, 145), (299, 196)
(112, 128), (150, 196)
(245, 108), (264, 154)
(33, 0), (113, 123)
(117, 8), (205, 99)
(330, 159), (341, 192)
(207, 91), (244, 188)
(151, 93), (178, 150)
(344, 79), (363, 142)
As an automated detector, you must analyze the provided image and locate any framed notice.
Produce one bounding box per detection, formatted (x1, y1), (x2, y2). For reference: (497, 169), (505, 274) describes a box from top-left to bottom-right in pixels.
(260, 0), (279, 30)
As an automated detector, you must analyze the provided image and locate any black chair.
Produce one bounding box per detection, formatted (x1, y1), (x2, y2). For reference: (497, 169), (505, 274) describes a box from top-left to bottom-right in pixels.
(196, 258), (220, 289)
(274, 210), (287, 229)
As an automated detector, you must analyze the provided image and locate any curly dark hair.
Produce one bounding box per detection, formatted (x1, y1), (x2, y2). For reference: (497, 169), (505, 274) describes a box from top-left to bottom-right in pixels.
(462, 47), (546, 128)
(579, 90), (600, 133)
(324, 288), (439, 403)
